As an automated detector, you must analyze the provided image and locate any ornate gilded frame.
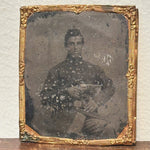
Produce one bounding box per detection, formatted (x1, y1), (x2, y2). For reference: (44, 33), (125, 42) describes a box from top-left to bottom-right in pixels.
(19, 5), (138, 145)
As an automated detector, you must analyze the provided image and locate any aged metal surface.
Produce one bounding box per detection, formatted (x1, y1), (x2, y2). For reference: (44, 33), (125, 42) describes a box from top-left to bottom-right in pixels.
(19, 5), (138, 145)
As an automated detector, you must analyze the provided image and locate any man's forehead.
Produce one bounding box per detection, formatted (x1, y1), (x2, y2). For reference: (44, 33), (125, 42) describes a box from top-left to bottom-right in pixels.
(68, 36), (82, 42)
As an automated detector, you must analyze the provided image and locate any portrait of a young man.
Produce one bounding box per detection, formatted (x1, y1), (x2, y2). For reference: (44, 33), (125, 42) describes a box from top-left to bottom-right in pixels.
(24, 11), (128, 140)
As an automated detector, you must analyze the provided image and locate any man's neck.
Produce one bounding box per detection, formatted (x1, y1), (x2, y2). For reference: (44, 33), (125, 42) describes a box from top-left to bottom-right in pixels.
(66, 54), (82, 61)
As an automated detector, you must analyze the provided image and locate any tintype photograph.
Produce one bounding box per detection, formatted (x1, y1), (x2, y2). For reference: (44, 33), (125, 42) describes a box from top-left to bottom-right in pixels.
(19, 5), (138, 145)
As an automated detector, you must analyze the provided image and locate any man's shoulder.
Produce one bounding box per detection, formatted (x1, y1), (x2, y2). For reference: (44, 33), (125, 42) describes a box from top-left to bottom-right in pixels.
(47, 59), (69, 73)
(82, 59), (104, 73)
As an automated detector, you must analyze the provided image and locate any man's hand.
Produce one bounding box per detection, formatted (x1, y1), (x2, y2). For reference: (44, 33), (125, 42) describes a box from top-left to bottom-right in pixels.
(84, 118), (107, 134)
(84, 98), (98, 112)
(67, 85), (87, 98)
(67, 86), (81, 98)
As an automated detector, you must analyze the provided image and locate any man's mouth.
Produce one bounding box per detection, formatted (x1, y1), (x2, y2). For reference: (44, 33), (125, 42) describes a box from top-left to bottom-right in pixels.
(74, 51), (79, 54)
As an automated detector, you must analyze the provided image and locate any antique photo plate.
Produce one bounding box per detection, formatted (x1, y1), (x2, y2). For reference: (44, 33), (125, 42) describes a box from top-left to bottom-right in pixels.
(19, 5), (138, 145)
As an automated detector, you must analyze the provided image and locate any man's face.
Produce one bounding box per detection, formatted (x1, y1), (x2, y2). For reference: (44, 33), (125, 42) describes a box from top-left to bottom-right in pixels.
(66, 36), (83, 57)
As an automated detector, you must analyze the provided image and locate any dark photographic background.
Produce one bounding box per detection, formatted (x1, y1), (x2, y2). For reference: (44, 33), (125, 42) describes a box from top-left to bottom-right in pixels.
(25, 11), (128, 137)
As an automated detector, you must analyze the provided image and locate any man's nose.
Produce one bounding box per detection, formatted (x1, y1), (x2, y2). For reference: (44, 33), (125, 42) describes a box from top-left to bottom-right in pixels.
(74, 43), (78, 50)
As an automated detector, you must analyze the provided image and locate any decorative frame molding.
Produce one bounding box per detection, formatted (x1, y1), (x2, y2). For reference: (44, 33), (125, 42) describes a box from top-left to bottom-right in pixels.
(19, 5), (138, 146)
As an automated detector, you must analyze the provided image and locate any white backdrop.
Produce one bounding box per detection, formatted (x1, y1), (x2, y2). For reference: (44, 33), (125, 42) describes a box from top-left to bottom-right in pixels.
(0, 0), (150, 141)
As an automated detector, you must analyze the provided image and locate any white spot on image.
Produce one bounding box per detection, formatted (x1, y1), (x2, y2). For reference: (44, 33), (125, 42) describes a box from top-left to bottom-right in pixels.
(60, 95), (65, 100)
(94, 53), (113, 66)
(51, 94), (56, 98)
(94, 53), (101, 59)
(102, 54), (113, 66)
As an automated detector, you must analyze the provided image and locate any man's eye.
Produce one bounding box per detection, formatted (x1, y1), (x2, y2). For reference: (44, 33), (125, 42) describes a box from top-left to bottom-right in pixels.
(77, 42), (82, 45)
(68, 42), (74, 46)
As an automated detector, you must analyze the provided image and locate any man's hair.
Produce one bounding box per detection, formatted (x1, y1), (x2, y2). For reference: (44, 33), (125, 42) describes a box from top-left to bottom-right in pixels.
(64, 29), (84, 47)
